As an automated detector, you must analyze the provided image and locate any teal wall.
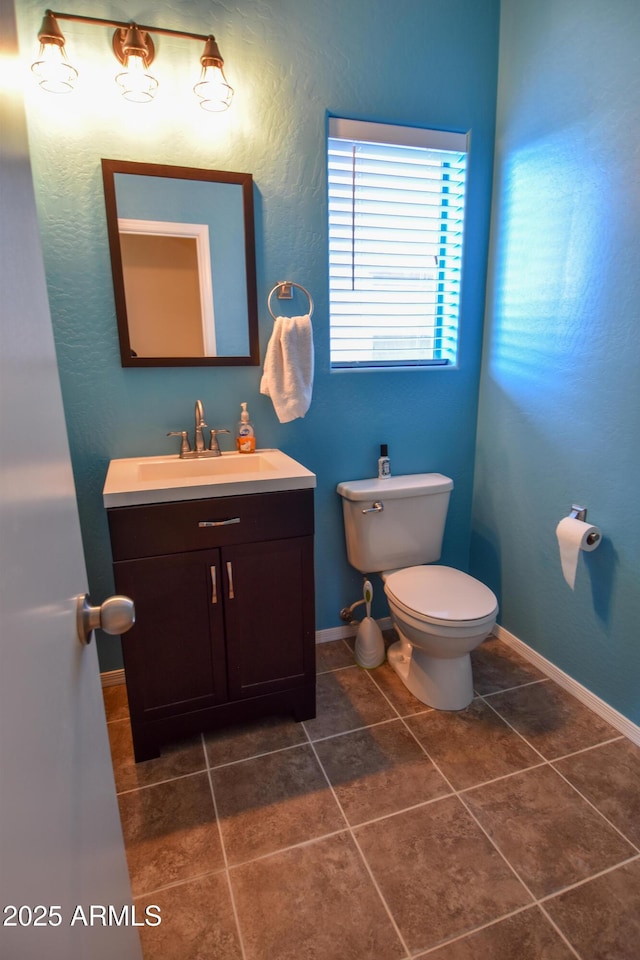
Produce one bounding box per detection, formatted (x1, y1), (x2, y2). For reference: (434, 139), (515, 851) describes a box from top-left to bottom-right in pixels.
(17, 0), (500, 671)
(472, 0), (640, 722)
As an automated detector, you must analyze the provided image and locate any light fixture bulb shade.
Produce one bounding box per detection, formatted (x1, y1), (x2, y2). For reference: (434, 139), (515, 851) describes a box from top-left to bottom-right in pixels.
(194, 62), (233, 112)
(115, 53), (158, 103)
(31, 40), (78, 93)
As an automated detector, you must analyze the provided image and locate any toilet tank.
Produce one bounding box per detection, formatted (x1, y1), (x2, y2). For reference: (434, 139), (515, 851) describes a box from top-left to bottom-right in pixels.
(336, 473), (453, 574)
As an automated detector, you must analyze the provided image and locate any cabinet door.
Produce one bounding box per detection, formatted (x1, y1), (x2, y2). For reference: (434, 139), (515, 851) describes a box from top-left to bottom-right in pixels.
(114, 548), (227, 719)
(223, 536), (315, 700)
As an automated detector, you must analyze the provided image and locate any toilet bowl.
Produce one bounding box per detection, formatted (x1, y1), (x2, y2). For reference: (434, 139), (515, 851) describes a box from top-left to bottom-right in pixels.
(336, 473), (498, 711)
(383, 565), (497, 710)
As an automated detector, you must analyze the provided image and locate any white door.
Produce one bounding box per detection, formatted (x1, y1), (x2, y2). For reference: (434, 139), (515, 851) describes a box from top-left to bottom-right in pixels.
(0, 4), (142, 958)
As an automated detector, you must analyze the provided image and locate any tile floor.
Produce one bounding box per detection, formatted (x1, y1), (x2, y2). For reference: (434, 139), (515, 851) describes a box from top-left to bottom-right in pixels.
(103, 635), (640, 960)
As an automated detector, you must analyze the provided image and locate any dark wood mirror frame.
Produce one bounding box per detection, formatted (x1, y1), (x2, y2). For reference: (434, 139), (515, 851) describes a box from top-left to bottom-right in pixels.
(101, 159), (259, 367)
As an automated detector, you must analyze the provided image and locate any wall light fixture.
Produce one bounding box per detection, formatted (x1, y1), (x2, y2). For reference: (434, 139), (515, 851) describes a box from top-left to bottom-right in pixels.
(31, 9), (234, 110)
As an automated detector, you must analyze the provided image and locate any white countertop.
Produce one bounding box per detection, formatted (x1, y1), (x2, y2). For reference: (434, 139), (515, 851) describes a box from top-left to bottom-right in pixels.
(103, 449), (316, 507)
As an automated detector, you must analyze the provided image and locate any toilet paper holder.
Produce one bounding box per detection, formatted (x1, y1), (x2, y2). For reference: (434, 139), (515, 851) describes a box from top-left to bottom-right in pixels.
(569, 504), (601, 545)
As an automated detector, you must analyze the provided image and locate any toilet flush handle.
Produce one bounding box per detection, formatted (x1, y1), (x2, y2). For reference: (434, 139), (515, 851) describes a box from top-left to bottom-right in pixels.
(362, 501), (384, 515)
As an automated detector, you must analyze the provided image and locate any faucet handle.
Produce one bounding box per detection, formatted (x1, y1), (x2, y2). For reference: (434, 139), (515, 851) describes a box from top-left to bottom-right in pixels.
(209, 428), (230, 454)
(167, 430), (191, 457)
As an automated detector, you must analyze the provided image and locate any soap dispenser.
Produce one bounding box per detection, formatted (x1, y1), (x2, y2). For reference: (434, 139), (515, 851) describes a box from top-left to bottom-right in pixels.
(236, 402), (256, 453)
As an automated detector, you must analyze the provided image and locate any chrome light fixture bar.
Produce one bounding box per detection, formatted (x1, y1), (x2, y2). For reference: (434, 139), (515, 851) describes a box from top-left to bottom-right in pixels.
(32, 9), (234, 110)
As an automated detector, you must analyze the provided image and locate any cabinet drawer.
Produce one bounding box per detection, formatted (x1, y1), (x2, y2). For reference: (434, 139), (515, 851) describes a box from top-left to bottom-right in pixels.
(108, 488), (314, 560)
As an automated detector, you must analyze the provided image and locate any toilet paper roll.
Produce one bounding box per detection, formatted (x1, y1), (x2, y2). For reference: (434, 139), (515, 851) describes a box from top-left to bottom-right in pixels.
(556, 516), (602, 589)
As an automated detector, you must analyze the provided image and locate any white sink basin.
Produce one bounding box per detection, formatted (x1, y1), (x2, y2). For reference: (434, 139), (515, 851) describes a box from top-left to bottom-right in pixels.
(103, 449), (316, 507)
(137, 452), (279, 482)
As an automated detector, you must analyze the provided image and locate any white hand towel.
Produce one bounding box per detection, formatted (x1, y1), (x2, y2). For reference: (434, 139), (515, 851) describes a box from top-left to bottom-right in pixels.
(260, 314), (314, 423)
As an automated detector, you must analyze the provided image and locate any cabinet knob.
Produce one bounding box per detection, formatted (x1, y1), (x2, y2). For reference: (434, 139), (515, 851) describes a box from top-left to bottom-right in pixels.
(76, 593), (135, 645)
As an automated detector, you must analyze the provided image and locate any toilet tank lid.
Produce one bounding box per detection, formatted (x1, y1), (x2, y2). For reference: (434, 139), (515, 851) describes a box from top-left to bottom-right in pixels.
(337, 473), (453, 501)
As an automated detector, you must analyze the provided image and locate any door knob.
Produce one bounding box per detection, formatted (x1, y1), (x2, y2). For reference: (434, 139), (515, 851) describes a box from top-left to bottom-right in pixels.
(76, 593), (135, 645)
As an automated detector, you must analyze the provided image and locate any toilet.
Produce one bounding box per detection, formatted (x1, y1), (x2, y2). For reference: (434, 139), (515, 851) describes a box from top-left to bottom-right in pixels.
(337, 473), (498, 710)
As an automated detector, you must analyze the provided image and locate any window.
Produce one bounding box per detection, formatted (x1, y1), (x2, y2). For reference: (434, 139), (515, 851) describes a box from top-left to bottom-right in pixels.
(328, 118), (468, 369)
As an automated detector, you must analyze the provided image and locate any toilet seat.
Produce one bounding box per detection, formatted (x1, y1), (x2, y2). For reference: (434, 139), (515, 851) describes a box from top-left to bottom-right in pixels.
(384, 565), (498, 627)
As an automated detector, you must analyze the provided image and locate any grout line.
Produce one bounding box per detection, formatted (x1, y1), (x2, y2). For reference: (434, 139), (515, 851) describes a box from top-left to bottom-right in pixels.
(131, 865), (228, 900)
(452, 790), (584, 960)
(548, 735), (625, 762)
(115, 766), (209, 796)
(225, 827), (353, 871)
(332, 791), (456, 832)
(305, 736), (413, 960)
(205, 737), (312, 771)
(357, 663), (406, 720)
(106, 714), (130, 726)
(549, 763), (640, 854)
(477, 693), (551, 763)
(477, 694), (640, 850)
(455, 760), (549, 796)
(537, 852), (640, 903)
(396, 715), (586, 960)
(412, 903), (547, 957)
(494, 625), (640, 746)
(533, 905), (585, 960)
(303, 715), (407, 745)
(110, 654), (636, 960)
(478, 677), (549, 697)
(309, 642), (633, 955)
(202, 732), (249, 960)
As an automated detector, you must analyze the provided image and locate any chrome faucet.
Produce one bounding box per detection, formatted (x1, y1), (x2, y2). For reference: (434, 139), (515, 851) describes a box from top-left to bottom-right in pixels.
(194, 400), (207, 453)
(167, 399), (230, 458)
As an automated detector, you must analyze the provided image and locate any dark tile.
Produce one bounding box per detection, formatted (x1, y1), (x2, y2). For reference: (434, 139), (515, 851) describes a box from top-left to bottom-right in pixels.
(316, 638), (355, 673)
(314, 720), (450, 824)
(464, 765), (634, 898)
(420, 906), (575, 959)
(108, 720), (206, 793)
(204, 715), (307, 768)
(486, 681), (619, 759)
(231, 832), (405, 960)
(554, 738), (640, 846)
(102, 682), (129, 722)
(118, 772), (224, 895)
(406, 698), (541, 790)
(355, 797), (530, 954)
(211, 744), (344, 864)
(545, 859), (640, 960)
(303, 666), (397, 740)
(135, 873), (242, 960)
(369, 659), (434, 716)
(472, 636), (546, 695)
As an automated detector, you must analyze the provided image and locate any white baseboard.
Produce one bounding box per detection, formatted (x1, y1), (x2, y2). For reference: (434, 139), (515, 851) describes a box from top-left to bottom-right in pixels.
(315, 617), (393, 644)
(100, 618), (395, 688)
(494, 624), (640, 747)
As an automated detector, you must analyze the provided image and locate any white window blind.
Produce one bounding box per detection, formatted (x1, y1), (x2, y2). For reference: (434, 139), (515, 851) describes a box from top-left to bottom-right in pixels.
(328, 118), (468, 368)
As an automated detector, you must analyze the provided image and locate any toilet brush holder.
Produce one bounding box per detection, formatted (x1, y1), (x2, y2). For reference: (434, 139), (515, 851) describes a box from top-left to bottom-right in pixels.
(355, 616), (385, 669)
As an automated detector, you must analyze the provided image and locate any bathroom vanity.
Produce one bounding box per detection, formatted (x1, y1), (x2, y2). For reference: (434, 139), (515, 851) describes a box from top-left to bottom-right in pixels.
(103, 450), (316, 761)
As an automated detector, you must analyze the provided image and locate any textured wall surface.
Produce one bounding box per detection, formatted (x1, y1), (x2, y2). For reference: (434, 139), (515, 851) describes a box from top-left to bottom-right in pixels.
(17, 0), (500, 670)
(473, 0), (640, 722)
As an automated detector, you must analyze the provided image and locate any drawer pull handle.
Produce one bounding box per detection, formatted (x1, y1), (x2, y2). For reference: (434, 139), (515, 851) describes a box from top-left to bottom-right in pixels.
(199, 517), (241, 528)
(210, 565), (218, 604)
(226, 561), (235, 600)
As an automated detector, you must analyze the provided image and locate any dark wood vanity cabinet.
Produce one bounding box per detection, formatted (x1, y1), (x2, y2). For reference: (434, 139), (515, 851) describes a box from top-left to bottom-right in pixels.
(107, 488), (315, 761)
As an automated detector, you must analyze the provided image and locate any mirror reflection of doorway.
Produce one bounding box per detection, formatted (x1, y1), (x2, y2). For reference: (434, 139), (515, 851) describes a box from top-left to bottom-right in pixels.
(118, 219), (215, 357)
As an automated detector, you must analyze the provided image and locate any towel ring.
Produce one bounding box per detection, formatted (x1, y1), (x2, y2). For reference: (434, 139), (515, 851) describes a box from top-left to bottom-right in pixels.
(267, 281), (314, 321)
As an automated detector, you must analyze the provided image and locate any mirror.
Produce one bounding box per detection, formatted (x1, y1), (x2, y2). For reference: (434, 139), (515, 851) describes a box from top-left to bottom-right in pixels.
(101, 159), (259, 366)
